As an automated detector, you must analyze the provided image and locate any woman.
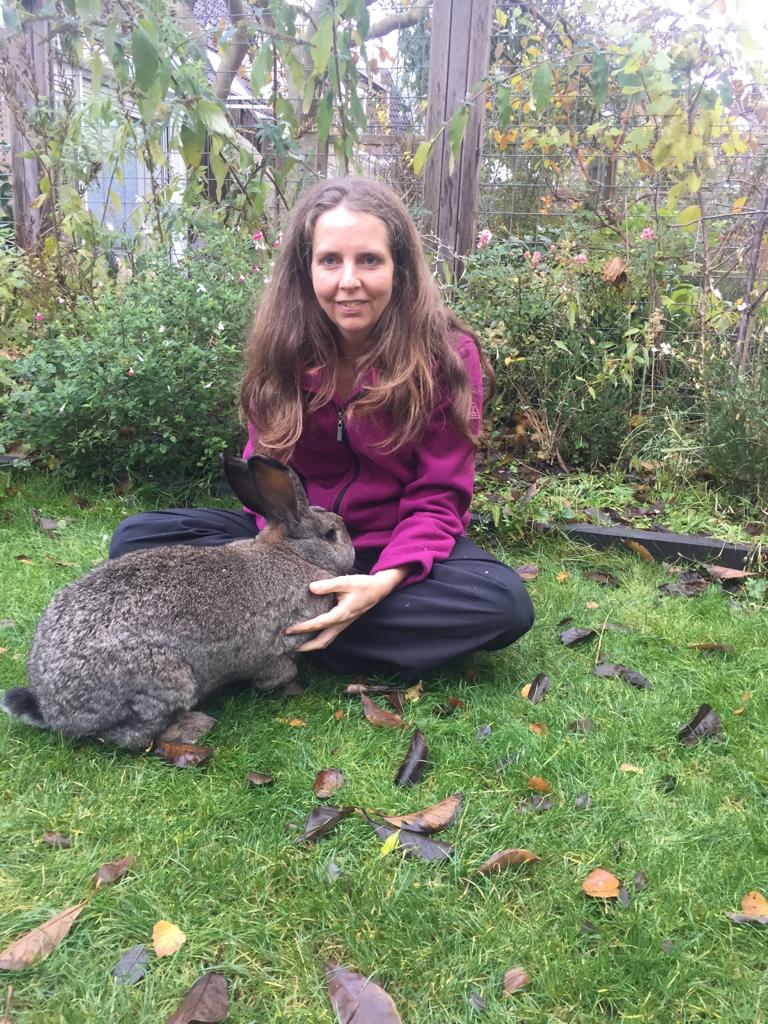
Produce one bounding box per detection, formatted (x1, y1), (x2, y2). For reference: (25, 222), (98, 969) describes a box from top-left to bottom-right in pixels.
(110, 177), (534, 681)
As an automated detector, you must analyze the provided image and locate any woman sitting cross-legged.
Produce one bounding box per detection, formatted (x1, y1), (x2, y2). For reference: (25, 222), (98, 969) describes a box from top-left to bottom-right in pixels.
(109, 176), (535, 683)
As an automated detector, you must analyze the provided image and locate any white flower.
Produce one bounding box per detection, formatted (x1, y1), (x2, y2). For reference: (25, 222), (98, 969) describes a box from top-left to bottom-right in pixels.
(196, 284), (207, 294)
(158, 325), (165, 333)
(217, 322), (225, 332)
(659, 341), (672, 355)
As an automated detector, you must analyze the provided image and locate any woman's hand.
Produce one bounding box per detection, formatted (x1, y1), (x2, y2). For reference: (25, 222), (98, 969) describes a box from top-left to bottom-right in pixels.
(285, 567), (409, 651)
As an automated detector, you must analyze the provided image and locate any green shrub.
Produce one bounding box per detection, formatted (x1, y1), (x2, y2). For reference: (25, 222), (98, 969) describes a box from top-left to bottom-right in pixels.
(0, 230), (268, 483)
(454, 237), (644, 467)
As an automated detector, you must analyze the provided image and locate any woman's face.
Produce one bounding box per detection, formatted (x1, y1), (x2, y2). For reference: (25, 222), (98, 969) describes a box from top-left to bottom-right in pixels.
(310, 205), (395, 352)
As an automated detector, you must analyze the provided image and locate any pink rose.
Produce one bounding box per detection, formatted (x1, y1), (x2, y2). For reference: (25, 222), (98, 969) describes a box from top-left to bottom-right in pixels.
(252, 231), (263, 241)
(238, 274), (246, 283)
(34, 312), (44, 321)
(476, 228), (493, 249)
(530, 250), (541, 268)
(641, 227), (656, 241)
(573, 252), (587, 264)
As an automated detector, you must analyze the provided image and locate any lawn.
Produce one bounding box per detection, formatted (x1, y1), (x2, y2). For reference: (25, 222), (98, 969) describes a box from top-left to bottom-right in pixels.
(0, 470), (766, 1023)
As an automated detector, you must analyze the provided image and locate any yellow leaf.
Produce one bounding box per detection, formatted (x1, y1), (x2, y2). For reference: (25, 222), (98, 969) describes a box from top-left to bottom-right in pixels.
(585, 601), (600, 610)
(520, 683), (531, 699)
(274, 717), (306, 727)
(556, 571), (570, 583)
(495, 6), (507, 28)
(152, 920), (187, 957)
(731, 196), (747, 214)
(404, 681), (423, 702)
(620, 763), (643, 774)
(624, 539), (655, 563)
(379, 830), (401, 857)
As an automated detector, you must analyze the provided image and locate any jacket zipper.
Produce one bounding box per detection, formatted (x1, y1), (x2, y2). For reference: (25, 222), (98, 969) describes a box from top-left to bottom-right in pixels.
(332, 390), (365, 515)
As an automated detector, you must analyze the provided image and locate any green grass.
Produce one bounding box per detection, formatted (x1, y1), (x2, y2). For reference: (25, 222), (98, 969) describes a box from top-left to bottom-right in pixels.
(1, 469), (767, 1023)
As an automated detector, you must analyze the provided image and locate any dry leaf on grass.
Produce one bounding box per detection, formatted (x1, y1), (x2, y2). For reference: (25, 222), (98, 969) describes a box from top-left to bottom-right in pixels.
(360, 693), (404, 728)
(363, 814), (454, 862)
(294, 806), (354, 844)
(623, 539), (655, 563)
(514, 563), (540, 582)
(152, 920), (186, 958)
(247, 772), (274, 788)
(529, 722), (548, 736)
(381, 793), (463, 835)
(475, 849), (540, 874)
(559, 627), (597, 646)
(93, 856), (135, 888)
(394, 730), (429, 787)
(111, 944), (148, 985)
(325, 963), (402, 1023)
(165, 971), (229, 1024)
(313, 769), (345, 800)
(43, 831), (70, 849)
(582, 868), (620, 899)
(527, 775), (552, 793)
(521, 673), (549, 703)
(0, 902), (87, 970)
(726, 891), (768, 925)
(153, 740), (212, 768)
(503, 966), (531, 995)
(678, 704), (723, 745)
(619, 763), (644, 774)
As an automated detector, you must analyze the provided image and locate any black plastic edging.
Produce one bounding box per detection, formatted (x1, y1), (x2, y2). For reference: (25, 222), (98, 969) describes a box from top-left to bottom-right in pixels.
(534, 522), (759, 569)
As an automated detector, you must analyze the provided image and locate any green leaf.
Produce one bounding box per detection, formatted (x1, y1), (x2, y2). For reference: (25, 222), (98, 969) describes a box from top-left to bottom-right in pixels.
(312, 10), (334, 77)
(676, 205), (701, 230)
(250, 40), (273, 95)
(316, 89), (334, 145)
(448, 105), (469, 174)
(179, 120), (206, 168)
(412, 140), (433, 176)
(196, 99), (235, 140)
(90, 51), (103, 94)
(131, 21), (160, 94)
(531, 63), (554, 112)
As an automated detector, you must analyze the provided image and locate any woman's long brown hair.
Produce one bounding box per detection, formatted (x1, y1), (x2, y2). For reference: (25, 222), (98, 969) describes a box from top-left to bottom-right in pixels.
(240, 177), (491, 456)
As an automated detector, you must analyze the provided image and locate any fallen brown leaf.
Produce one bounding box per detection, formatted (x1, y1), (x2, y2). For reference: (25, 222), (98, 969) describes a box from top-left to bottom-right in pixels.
(404, 681), (423, 702)
(153, 740), (212, 767)
(363, 814), (454, 861)
(556, 570), (571, 583)
(43, 831), (70, 849)
(678, 704), (723, 745)
(111, 943), (148, 985)
(568, 718), (597, 733)
(93, 856), (135, 888)
(325, 963), (402, 1023)
(0, 902), (87, 971)
(619, 763), (643, 774)
(559, 626), (597, 646)
(334, 709), (345, 720)
(476, 848), (540, 874)
(726, 891), (768, 925)
(165, 971), (229, 1024)
(381, 793), (463, 835)
(503, 966), (531, 995)
(313, 769), (345, 800)
(585, 601), (600, 610)
(582, 569), (618, 587)
(582, 868), (620, 899)
(688, 642), (734, 654)
(360, 692), (404, 728)
(295, 806), (354, 843)
(514, 563), (540, 582)
(274, 717), (306, 727)
(623, 539), (655, 563)
(247, 772), (274, 787)
(527, 775), (552, 794)
(152, 920), (186, 958)
(522, 673), (550, 704)
(394, 729), (429, 787)
(529, 722), (548, 736)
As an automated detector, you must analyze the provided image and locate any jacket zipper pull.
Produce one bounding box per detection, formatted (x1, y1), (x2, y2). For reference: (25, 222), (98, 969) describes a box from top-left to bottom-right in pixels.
(336, 408), (344, 442)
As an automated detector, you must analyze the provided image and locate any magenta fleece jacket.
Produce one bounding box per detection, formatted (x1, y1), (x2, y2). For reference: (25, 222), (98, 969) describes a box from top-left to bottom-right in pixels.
(242, 333), (483, 587)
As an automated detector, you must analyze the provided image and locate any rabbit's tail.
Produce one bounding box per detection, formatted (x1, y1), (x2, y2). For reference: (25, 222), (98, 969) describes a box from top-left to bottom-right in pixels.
(2, 687), (46, 728)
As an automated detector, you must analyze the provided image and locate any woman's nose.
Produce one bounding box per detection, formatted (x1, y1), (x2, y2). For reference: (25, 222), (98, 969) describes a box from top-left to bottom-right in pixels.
(339, 262), (360, 288)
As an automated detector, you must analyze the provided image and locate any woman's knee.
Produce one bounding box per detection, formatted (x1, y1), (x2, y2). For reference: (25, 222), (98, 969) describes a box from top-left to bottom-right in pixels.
(108, 513), (154, 559)
(484, 563), (536, 641)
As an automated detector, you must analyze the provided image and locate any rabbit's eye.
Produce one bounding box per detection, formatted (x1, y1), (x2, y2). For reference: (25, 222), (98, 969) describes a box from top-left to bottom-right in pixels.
(323, 528), (337, 541)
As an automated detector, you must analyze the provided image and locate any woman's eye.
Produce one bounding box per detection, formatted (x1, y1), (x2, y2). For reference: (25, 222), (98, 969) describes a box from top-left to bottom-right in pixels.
(362, 255), (381, 266)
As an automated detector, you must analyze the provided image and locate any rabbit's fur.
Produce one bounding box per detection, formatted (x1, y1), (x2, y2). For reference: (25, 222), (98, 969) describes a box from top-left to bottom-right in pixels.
(2, 455), (354, 750)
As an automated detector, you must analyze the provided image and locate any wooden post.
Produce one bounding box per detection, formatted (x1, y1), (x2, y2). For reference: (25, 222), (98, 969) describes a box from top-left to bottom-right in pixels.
(423, 0), (493, 280)
(7, 2), (52, 252)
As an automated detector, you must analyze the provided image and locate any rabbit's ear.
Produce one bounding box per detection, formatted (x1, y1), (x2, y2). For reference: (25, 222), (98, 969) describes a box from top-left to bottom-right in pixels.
(222, 453), (308, 525)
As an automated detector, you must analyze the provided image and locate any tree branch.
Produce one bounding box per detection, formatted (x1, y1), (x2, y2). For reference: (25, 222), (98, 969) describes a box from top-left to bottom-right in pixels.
(366, 4), (429, 40)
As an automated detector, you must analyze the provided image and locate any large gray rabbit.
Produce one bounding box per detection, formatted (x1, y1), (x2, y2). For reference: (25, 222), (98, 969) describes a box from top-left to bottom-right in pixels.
(1, 454), (354, 750)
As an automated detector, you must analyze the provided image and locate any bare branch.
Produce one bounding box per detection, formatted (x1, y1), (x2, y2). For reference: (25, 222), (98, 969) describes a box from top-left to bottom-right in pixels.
(367, 4), (429, 40)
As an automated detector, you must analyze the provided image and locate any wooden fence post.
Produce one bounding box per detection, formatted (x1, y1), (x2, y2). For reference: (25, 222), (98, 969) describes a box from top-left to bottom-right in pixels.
(423, 0), (493, 280)
(6, 1), (52, 252)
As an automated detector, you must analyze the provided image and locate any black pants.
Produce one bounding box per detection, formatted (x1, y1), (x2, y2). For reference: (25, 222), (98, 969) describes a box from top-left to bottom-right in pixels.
(109, 508), (535, 683)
